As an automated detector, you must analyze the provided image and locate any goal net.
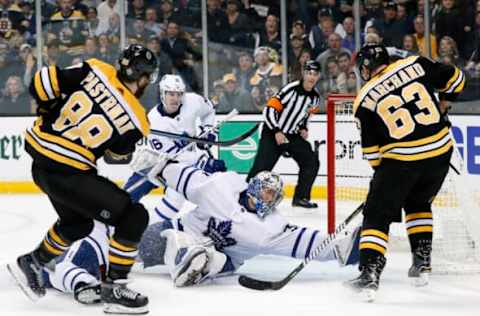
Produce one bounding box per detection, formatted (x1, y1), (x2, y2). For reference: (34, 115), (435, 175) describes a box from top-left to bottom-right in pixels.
(326, 93), (480, 274)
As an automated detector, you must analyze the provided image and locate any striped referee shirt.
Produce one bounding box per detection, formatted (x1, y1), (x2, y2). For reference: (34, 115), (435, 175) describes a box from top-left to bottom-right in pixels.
(263, 80), (320, 134)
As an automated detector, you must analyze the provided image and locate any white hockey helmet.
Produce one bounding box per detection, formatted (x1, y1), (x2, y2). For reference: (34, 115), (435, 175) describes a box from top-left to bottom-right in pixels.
(247, 171), (284, 218)
(159, 74), (186, 105)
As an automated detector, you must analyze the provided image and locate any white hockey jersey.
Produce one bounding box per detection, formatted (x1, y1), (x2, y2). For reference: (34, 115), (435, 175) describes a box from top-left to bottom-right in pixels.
(161, 163), (337, 269)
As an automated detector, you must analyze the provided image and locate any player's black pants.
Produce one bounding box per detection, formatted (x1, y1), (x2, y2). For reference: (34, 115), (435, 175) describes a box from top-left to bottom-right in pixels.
(359, 150), (452, 265)
(31, 162), (149, 278)
(246, 127), (319, 201)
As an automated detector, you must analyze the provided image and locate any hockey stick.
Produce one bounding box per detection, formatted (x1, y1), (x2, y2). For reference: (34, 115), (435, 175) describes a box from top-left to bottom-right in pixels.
(150, 122), (258, 147)
(238, 202), (365, 290)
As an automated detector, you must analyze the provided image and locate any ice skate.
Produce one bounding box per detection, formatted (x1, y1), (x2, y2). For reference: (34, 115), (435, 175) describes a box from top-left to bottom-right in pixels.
(7, 253), (46, 301)
(102, 279), (149, 314)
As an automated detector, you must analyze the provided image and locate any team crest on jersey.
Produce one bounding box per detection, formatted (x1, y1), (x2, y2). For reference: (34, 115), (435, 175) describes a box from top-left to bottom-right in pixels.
(203, 217), (237, 251)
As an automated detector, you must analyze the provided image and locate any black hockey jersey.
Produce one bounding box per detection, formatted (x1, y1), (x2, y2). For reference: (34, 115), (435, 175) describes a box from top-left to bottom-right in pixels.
(354, 55), (465, 168)
(25, 59), (150, 171)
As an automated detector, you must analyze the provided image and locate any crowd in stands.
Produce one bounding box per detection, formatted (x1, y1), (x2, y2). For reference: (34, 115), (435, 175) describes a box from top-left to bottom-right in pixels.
(0, 0), (479, 115)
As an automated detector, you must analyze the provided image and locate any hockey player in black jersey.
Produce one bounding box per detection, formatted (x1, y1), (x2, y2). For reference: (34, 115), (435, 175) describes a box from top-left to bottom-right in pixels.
(7, 45), (158, 314)
(346, 44), (465, 301)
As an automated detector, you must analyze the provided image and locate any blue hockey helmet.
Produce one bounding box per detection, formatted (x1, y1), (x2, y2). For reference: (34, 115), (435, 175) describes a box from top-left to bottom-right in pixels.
(247, 171), (284, 218)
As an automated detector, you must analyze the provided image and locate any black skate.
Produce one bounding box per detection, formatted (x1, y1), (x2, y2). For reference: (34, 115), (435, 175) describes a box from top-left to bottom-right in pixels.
(6, 253), (46, 301)
(102, 279), (149, 314)
(74, 282), (101, 304)
(345, 256), (386, 302)
(408, 240), (432, 287)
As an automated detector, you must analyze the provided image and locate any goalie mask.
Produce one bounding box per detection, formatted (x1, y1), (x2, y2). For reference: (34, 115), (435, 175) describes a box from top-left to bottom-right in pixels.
(355, 44), (389, 81)
(118, 44), (158, 83)
(247, 171), (284, 218)
(159, 74), (186, 112)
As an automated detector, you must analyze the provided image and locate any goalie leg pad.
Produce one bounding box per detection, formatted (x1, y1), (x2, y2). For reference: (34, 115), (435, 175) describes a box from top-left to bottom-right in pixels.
(334, 225), (361, 266)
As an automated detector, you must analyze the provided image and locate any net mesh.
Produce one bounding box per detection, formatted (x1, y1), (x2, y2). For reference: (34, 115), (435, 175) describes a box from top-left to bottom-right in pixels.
(327, 94), (480, 274)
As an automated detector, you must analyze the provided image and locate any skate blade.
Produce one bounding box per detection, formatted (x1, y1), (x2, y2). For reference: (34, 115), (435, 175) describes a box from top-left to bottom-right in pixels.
(6, 263), (42, 302)
(104, 303), (149, 315)
(411, 272), (429, 287)
(174, 249), (208, 287)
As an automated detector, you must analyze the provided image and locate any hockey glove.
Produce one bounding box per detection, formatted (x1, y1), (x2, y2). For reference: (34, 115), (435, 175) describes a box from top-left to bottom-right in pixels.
(197, 126), (218, 150)
(203, 158), (226, 174)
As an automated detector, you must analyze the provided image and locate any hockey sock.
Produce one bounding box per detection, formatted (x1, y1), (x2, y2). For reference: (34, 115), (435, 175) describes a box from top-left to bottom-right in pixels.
(359, 229), (389, 266)
(108, 237), (138, 280)
(405, 211), (433, 251)
(34, 224), (71, 265)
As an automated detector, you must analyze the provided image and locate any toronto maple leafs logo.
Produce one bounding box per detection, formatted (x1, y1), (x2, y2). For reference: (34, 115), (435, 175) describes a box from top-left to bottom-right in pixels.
(203, 217), (237, 251)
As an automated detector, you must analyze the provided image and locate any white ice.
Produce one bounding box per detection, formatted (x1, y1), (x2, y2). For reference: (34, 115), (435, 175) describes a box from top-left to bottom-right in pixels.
(1, 195), (479, 316)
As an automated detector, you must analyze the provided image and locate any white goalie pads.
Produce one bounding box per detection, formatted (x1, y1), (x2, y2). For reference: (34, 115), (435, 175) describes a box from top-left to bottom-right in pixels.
(161, 229), (227, 287)
(130, 148), (172, 186)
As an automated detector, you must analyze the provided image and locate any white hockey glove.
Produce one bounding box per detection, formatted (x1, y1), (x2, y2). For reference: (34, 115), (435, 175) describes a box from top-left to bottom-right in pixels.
(130, 148), (174, 186)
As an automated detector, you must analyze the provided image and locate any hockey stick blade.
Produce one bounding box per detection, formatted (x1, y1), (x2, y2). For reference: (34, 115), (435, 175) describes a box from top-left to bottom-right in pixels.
(238, 203), (364, 291)
(150, 123), (258, 147)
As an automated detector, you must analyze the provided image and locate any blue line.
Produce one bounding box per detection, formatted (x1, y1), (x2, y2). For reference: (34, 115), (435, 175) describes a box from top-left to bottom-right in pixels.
(175, 166), (191, 191)
(62, 267), (79, 291)
(86, 236), (107, 267)
(291, 228), (307, 258)
(183, 169), (200, 199)
(162, 198), (179, 213)
(305, 230), (319, 259)
(70, 271), (87, 292)
(154, 207), (171, 221)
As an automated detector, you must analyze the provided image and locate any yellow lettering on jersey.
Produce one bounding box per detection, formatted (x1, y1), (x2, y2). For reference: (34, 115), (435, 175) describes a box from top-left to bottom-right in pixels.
(389, 74), (403, 88)
(382, 79), (395, 92)
(413, 63), (425, 76)
(116, 116), (135, 134)
(374, 83), (388, 98)
(398, 69), (411, 84)
(80, 71), (96, 86)
(107, 104), (124, 120)
(89, 82), (105, 98)
(405, 65), (420, 81)
(83, 77), (99, 94)
(361, 96), (376, 111)
(100, 96), (117, 111)
(369, 89), (382, 102)
(94, 87), (111, 103)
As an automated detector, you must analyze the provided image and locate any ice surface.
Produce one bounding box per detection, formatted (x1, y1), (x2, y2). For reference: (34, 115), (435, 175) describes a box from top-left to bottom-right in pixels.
(1, 195), (479, 316)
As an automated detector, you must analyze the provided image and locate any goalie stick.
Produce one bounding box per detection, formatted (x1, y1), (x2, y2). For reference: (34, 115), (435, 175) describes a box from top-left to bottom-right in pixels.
(150, 123), (259, 147)
(238, 202), (365, 290)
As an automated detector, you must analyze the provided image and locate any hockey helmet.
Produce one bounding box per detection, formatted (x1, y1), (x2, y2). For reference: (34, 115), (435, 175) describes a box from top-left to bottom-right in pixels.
(355, 44), (389, 81)
(158, 74), (186, 106)
(304, 60), (321, 72)
(118, 44), (158, 83)
(247, 171), (284, 218)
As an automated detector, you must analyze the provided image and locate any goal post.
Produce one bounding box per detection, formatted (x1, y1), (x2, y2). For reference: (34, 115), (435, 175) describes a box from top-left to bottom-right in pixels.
(325, 93), (480, 274)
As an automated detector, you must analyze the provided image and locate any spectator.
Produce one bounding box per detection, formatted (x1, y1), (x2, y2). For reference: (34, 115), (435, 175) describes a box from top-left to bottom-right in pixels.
(437, 35), (463, 66)
(289, 48), (312, 81)
(127, 0), (146, 20)
(402, 34), (419, 55)
(105, 12), (121, 42)
(309, 9), (340, 57)
(97, 33), (116, 64)
(218, 73), (256, 114)
(0, 42), (17, 87)
(413, 15), (437, 59)
(341, 16), (356, 53)
(317, 56), (347, 96)
(225, 0), (252, 47)
(315, 33), (351, 73)
(291, 20), (308, 41)
(146, 35), (173, 79)
(435, 0), (468, 58)
(250, 46), (283, 111)
(160, 20), (202, 92)
(0, 75), (31, 114)
(372, 1), (409, 48)
(158, 0), (181, 28)
(205, 0), (230, 43)
(346, 70), (357, 94)
(233, 51), (255, 92)
(19, 1), (35, 40)
(0, 0), (26, 38)
(127, 19), (155, 44)
(255, 14), (281, 54)
(17, 43), (36, 87)
(97, 0), (120, 33)
(337, 51), (351, 74)
(44, 39), (70, 67)
(82, 36), (99, 60)
(144, 7), (162, 37)
(288, 35), (308, 68)
(85, 6), (103, 37)
(49, 0), (88, 49)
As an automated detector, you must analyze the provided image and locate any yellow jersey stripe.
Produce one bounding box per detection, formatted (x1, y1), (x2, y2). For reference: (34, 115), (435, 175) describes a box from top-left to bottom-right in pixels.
(48, 66), (60, 97)
(109, 255), (136, 266)
(382, 141), (452, 161)
(453, 75), (465, 93)
(34, 71), (49, 102)
(25, 132), (91, 170)
(369, 159), (381, 167)
(361, 229), (388, 241)
(380, 127), (449, 152)
(43, 240), (64, 255)
(405, 212), (433, 221)
(48, 227), (68, 247)
(362, 145), (380, 154)
(407, 226), (433, 235)
(359, 242), (387, 255)
(110, 239), (137, 252)
(439, 67), (460, 92)
(32, 124), (95, 162)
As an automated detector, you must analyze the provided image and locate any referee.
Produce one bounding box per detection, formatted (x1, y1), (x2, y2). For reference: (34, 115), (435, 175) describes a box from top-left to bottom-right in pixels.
(247, 60), (321, 208)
